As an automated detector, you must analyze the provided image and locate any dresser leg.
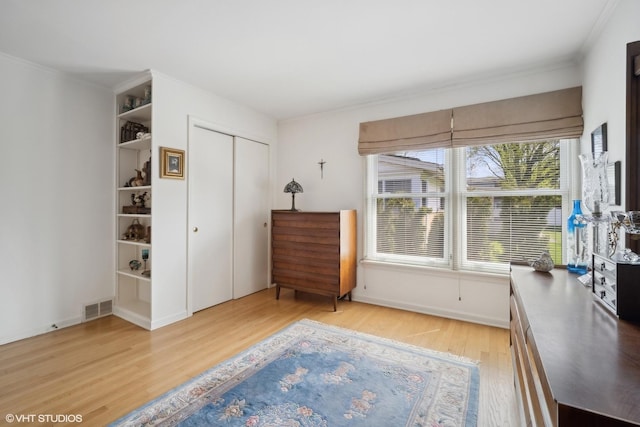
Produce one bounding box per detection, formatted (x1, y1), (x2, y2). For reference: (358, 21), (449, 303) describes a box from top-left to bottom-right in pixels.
(333, 296), (337, 312)
(276, 285), (281, 300)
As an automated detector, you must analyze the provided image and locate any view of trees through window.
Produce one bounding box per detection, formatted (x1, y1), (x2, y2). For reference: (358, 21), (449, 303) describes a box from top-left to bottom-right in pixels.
(372, 140), (566, 269)
(465, 141), (563, 265)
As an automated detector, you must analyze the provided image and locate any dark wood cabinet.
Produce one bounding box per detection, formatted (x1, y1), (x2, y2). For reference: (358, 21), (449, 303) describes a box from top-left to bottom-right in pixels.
(271, 210), (356, 311)
(510, 265), (640, 426)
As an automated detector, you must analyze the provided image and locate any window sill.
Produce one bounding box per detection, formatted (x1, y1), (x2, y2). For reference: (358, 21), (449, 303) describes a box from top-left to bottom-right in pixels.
(359, 258), (509, 283)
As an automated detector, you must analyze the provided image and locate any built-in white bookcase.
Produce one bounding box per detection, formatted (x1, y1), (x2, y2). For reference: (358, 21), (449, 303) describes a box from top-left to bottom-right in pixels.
(114, 75), (153, 329)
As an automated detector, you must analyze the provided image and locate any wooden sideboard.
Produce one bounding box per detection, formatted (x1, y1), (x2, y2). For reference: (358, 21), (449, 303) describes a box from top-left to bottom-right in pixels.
(271, 210), (356, 311)
(510, 264), (640, 426)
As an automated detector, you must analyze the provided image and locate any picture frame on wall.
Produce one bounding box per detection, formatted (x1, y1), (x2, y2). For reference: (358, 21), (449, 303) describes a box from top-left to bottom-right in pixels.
(591, 122), (608, 153)
(160, 147), (185, 179)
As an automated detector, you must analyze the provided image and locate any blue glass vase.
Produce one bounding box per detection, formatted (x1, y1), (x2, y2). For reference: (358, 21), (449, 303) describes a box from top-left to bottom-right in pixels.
(567, 200), (588, 274)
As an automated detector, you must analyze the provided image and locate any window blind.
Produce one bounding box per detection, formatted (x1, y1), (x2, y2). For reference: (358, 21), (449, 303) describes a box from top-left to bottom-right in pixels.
(371, 150), (448, 265)
(465, 195), (563, 266)
(358, 87), (583, 154)
(452, 87), (583, 147)
(358, 109), (452, 155)
(462, 140), (569, 271)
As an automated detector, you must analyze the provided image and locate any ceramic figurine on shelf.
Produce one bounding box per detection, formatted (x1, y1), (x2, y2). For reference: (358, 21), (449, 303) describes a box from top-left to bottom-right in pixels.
(132, 192), (149, 208)
(129, 259), (142, 271)
(528, 250), (554, 272)
(142, 158), (151, 186)
(128, 169), (144, 187)
(123, 218), (146, 241)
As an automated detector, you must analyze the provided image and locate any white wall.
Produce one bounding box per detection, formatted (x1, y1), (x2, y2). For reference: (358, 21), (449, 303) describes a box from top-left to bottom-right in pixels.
(581, 0), (640, 211)
(0, 53), (114, 344)
(277, 63), (583, 328)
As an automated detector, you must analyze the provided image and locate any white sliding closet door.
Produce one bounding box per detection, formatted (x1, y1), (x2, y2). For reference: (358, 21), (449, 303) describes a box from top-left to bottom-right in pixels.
(233, 137), (269, 298)
(188, 126), (233, 312)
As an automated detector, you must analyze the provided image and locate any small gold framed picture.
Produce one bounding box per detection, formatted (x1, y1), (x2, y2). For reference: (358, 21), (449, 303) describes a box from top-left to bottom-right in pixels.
(160, 147), (185, 179)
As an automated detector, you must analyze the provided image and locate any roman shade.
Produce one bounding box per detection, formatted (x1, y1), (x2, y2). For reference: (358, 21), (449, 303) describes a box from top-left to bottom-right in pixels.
(452, 87), (583, 147)
(357, 86), (583, 154)
(358, 109), (452, 155)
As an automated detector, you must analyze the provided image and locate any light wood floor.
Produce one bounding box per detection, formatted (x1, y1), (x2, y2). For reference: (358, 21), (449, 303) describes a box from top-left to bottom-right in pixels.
(0, 288), (518, 426)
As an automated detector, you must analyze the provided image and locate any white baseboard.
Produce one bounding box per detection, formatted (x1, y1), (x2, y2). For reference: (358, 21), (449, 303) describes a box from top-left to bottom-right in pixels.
(0, 315), (82, 346)
(150, 310), (189, 330)
(352, 295), (509, 329)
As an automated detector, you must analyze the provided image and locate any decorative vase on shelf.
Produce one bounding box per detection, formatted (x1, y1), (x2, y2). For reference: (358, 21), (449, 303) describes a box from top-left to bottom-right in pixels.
(579, 152), (610, 257)
(579, 152), (610, 217)
(567, 199), (588, 275)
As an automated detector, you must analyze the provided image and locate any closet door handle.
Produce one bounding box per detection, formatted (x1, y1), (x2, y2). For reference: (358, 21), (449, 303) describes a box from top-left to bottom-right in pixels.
(193, 226), (199, 232)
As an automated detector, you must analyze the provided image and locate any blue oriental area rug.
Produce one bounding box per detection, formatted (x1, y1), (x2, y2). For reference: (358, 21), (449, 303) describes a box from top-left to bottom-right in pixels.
(110, 319), (479, 426)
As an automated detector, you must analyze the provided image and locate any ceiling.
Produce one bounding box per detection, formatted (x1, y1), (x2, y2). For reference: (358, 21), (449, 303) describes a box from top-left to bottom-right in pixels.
(0, 0), (617, 120)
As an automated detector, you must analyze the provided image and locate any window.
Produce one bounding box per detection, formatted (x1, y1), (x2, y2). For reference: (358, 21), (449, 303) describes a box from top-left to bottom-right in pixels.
(366, 149), (449, 268)
(365, 139), (573, 273)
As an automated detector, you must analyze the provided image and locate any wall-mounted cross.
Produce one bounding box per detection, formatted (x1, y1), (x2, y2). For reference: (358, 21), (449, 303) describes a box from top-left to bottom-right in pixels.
(318, 158), (326, 179)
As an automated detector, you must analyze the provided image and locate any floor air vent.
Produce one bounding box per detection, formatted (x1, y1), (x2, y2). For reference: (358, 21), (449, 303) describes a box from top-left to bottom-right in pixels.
(83, 298), (114, 322)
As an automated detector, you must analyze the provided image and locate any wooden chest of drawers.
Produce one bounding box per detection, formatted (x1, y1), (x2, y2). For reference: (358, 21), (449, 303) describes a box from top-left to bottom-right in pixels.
(271, 210), (356, 311)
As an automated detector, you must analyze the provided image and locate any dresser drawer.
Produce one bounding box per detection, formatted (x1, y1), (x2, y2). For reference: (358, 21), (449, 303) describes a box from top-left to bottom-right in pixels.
(272, 212), (340, 229)
(272, 239), (340, 256)
(593, 255), (616, 277)
(272, 272), (339, 293)
(592, 270), (617, 295)
(273, 258), (340, 279)
(593, 282), (617, 313)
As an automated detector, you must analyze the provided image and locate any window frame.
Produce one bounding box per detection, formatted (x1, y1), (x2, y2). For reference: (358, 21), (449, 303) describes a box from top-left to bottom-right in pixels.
(365, 150), (452, 269)
(364, 139), (576, 273)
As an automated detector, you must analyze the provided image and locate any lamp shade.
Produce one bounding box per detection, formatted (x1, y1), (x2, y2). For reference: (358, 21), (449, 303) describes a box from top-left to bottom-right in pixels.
(284, 178), (303, 194)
